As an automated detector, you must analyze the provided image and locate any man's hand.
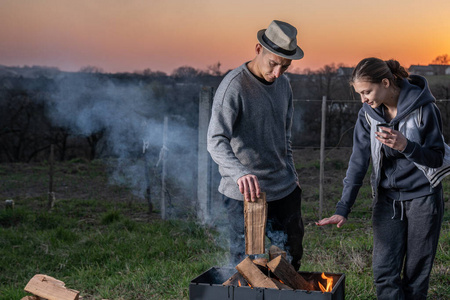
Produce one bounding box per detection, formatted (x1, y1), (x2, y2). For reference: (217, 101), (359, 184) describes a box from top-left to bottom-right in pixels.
(237, 174), (261, 202)
(316, 214), (347, 228)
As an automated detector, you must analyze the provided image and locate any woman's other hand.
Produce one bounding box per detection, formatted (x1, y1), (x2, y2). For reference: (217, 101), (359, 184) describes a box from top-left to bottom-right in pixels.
(316, 214), (347, 228)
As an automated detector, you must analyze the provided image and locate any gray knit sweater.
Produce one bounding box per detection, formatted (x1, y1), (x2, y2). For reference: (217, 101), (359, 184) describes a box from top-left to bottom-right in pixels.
(207, 63), (298, 201)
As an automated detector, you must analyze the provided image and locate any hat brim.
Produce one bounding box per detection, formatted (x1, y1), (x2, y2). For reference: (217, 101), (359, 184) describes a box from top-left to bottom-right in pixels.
(257, 29), (304, 60)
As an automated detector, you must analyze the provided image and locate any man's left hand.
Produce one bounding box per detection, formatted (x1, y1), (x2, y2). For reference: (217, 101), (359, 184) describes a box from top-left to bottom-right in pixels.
(237, 174), (261, 202)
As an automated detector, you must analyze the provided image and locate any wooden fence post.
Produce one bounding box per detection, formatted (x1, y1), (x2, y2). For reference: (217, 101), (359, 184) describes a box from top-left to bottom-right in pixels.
(319, 96), (327, 220)
(143, 140), (153, 215)
(48, 144), (55, 211)
(197, 87), (214, 224)
(161, 116), (168, 220)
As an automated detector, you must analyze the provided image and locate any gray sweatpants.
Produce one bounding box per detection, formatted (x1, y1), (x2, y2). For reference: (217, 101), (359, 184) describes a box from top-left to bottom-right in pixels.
(372, 188), (444, 300)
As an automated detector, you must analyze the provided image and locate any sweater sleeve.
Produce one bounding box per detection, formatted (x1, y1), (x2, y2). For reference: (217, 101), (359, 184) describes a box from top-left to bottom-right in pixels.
(335, 109), (372, 218)
(207, 87), (250, 183)
(400, 103), (445, 168)
(285, 88), (298, 182)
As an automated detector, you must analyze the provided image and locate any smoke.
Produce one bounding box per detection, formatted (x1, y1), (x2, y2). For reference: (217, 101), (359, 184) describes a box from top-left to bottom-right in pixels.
(266, 222), (293, 263)
(45, 73), (198, 217)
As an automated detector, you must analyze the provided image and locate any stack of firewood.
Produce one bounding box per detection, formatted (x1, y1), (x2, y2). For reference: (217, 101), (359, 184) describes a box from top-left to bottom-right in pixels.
(230, 193), (318, 291)
(21, 274), (81, 300)
(223, 246), (318, 291)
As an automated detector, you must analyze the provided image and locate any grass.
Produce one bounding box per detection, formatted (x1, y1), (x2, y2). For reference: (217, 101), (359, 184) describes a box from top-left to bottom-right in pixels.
(0, 201), (226, 300)
(0, 154), (449, 299)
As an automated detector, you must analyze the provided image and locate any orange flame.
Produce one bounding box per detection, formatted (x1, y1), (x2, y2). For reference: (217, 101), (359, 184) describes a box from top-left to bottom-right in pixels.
(238, 280), (241, 287)
(318, 272), (333, 292)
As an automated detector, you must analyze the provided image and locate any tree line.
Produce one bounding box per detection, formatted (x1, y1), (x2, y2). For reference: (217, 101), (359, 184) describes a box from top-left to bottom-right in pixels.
(0, 64), (449, 163)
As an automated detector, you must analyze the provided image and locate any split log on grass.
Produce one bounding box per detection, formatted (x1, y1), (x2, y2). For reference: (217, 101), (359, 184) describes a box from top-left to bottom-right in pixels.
(24, 274), (80, 300)
(268, 245), (287, 261)
(267, 255), (314, 291)
(244, 192), (267, 255)
(235, 257), (292, 290)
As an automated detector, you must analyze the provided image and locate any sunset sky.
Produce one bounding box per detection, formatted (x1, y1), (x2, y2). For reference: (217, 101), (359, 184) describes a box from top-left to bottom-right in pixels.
(1, 0), (449, 74)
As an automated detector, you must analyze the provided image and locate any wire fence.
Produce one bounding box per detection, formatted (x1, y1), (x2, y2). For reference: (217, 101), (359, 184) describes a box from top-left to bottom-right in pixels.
(291, 99), (450, 149)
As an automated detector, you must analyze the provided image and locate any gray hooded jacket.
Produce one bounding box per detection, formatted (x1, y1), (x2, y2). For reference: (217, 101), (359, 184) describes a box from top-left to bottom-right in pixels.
(335, 75), (446, 218)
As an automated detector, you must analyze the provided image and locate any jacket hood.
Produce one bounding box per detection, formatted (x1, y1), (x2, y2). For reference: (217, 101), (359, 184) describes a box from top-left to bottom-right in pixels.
(362, 75), (436, 124)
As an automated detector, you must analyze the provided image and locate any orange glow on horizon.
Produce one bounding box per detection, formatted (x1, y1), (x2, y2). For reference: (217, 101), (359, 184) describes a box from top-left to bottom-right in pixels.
(0, 0), (448, 74)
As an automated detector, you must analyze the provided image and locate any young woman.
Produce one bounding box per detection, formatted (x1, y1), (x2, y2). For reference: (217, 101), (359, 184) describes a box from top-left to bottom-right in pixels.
(316, 57), (447, 299)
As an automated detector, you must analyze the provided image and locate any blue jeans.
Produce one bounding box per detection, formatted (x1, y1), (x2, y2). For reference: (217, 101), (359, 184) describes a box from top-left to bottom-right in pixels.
(372, 188), (444, 299)
(223, 186), (304, 270)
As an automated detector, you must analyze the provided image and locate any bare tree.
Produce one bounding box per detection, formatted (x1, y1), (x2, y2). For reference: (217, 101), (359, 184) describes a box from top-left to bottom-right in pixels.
(207, 62), (222, 76)
(0, 83), (58, 162)
(79, 65), (104, 73)
(431, 54), (449, 65)
(171, 66), (200, 79)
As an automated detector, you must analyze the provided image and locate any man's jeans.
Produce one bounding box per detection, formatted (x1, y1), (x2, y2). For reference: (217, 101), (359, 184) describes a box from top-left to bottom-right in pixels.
(372, 188), (444, 300)
(224, 186), (304, 270)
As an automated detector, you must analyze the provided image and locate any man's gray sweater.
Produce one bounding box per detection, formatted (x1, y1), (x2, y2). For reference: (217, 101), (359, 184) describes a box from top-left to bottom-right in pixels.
(207, 63), (298, 201)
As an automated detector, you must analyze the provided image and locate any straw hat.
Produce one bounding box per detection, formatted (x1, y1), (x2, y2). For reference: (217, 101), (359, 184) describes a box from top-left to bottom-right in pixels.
(257, 20), (304, 60)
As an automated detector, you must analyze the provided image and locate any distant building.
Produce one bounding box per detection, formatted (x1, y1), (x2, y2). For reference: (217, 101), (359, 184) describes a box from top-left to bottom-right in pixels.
(409, 64), (450, 76)
(408, 65), (435, 76)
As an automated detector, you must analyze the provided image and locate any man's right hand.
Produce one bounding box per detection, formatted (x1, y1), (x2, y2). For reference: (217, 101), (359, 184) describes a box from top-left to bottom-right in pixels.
(237, 174), (261, 202)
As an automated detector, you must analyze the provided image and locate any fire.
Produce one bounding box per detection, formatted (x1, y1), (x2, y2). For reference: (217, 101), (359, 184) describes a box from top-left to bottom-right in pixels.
(238, 280), (241, 287)
(318, 272), (333, 292)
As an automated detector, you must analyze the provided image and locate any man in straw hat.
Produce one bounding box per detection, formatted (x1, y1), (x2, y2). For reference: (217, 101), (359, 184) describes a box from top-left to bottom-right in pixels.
(207, 20), (304, 269)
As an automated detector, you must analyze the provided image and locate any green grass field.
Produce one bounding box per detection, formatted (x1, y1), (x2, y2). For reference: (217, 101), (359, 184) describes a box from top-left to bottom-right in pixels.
(0, 152), (448, 299)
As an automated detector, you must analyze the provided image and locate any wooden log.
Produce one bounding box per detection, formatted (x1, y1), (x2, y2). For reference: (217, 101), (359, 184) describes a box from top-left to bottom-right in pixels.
(24, 274), (80, 300)
(267, 255), (314, 291)
(236, 257), (278, 289)
(269, 245), (287, 261)
(244, 192), (267, 254)
(235, 257), (292, 290)
(252, 257), (268, 269)
(222, 272), (248, 286)
(252, 258), (270, 276)
(271, 277), (294, 290)
(249, 257), (282, 284)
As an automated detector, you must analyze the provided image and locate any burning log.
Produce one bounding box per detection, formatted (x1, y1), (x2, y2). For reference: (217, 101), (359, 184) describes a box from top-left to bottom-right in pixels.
(267, 255), (315, 291)
(223, 257), (269, 287)
(244, 192), (267, 254)
(235, 257), (292, 290)
(24, 274), (79, 300)
(192, 266), (346, 299)
(222, 271), (248, 286)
